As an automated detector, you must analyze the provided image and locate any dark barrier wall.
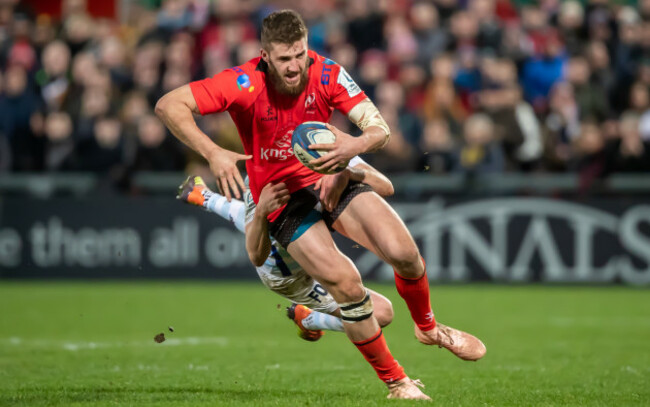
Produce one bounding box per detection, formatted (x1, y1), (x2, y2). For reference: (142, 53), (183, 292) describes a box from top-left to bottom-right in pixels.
(1, 195), (649, 285)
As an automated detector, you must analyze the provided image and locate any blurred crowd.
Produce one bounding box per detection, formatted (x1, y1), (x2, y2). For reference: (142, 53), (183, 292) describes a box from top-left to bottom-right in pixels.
(0, 0), (649, 190)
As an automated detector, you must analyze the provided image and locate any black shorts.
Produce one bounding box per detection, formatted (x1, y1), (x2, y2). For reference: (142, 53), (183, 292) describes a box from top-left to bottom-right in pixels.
(268, 181), (373, 248)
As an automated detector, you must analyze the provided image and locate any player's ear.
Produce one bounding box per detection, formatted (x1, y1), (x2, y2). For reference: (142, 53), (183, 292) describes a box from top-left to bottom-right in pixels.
(261, 48), (269, 63)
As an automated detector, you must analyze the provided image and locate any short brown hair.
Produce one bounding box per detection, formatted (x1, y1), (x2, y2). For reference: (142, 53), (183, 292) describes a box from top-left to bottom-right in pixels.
(261, 10), (308, 51)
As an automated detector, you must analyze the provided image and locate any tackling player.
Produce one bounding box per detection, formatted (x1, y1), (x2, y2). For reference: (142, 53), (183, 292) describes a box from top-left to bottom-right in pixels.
(156, 9), (485, 400)
(177, 156), (396, 341)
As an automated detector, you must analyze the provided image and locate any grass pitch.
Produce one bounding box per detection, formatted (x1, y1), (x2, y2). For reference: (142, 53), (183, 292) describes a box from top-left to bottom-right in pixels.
(0, 282), (648, 406)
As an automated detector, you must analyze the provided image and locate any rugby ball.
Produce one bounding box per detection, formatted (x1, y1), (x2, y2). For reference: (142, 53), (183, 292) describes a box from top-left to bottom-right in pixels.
(291, 121), (348, 174)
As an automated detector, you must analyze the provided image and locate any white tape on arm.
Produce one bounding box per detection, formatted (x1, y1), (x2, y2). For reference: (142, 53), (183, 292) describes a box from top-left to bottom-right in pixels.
(347, 99), (390, 147)
(348, 156), (366, 168)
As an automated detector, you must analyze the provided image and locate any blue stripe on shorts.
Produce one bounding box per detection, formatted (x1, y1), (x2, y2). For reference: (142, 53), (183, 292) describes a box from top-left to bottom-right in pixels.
(290, 209), (322, 243)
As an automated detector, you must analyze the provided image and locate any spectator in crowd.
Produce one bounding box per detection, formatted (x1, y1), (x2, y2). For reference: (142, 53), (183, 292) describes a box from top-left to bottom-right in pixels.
(36, 40), (71, 110)
(455, 113), (505, 174)
(422, 54), (467, 137)
(565, 55), (610, 122)
(419, 119), (457, 174)
(469, 0), (502, 52)
(586, 40), (615, 103)
(629, 82), (649, 115)
(346, 0), (384, 53)
(521, 28), (567, 112)
(1, 64), (42, 171)
(570, 120), (607, 190)
(74, 116), (125, 173)
(131, 113), (185, 172)
(605, 112), (650, 173)
(477, 58), (542, 170)
(557, 1), (586, 56)
(542, 82), (580, 171)
(43, 111), (75, 171)
(409, 2), (448, 69)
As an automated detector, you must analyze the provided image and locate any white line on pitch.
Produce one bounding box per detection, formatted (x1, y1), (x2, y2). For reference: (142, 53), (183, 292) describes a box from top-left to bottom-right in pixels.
(0, 336), (229, 351)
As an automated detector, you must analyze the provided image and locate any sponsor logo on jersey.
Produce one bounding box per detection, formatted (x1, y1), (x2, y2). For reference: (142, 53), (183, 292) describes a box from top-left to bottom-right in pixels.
(260, 130), (294, 161)
(337, 67), (361, 97)
(274, 131), (292, 148)
(321, 64), (332, 85)
(232, 66), (255, 92)
(261, 105), (277, 121)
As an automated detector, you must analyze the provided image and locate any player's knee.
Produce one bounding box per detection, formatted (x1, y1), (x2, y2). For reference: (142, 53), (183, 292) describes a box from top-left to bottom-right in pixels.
(374, 299), (394, 328)
(333, 280), (366, 304)
(385, 244), (421, 275)
(321, 270), (365, 303)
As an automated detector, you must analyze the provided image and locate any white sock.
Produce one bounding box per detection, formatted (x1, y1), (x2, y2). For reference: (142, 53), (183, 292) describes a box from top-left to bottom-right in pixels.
(301, 311), (344, 332)
(205, 194), (246, 233)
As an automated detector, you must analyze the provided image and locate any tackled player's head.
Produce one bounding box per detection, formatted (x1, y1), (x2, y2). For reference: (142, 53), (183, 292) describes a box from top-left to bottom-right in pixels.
(261, 10), (309, 96)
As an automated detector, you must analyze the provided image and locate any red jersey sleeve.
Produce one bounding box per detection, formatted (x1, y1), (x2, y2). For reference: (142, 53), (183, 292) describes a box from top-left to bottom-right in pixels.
(189, 66), (258, 115)
(327, 64), (367, 115)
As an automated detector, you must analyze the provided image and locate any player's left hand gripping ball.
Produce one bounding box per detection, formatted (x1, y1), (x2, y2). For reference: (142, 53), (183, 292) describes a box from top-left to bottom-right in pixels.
(292, 121), (352, 174)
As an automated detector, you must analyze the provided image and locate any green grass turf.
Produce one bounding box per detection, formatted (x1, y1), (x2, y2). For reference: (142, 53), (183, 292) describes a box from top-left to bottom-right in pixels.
(0, 282), (648, 406)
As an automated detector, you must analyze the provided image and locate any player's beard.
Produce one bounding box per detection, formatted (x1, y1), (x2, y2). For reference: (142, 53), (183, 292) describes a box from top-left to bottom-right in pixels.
(267, 62), (309, 96)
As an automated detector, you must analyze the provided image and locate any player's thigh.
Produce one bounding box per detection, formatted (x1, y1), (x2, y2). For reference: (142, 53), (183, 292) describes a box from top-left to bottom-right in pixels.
(333, 192), (421, 269)
(286, 220), (365, 302)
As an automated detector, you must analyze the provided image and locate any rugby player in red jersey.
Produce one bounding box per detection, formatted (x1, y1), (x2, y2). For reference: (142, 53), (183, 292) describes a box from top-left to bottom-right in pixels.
(156, 9), (485, 400)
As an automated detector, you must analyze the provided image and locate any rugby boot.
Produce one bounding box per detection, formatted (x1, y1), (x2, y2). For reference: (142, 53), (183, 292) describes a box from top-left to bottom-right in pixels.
(177, 175), (210, 207)
(415, 322), (486, 361)
(286, 303), (323, 342)
(386, 377), (431, 401)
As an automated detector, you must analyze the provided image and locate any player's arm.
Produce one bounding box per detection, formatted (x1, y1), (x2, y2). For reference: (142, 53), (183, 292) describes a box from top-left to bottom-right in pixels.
(345, 98), (391, 151)
(346, 161), (394, 197)
(311, 100), (390, 173)
(244, 183), (290, 267)
(155, 85), (217, 163)
(245, 212), (273, 267)
(155, 83), (251, 200)
(311, 61), (391, 173)
(315, 157), (393, 211)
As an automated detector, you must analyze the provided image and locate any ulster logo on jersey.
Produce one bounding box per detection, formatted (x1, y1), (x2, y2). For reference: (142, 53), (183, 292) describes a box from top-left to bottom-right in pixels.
(305, 92), (316, 108)
(305, 92), (317, 115)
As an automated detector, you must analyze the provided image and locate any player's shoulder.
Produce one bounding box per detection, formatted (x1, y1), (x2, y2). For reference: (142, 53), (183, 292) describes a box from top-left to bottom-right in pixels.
(309, 50), (342, 93)
(309, 51), (362, 98)
(309, 50), (343, 79)
(309, 50), (340, 68)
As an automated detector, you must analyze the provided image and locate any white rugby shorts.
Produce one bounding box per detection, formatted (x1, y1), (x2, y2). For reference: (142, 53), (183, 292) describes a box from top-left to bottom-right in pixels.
(256, 270), (339, 314)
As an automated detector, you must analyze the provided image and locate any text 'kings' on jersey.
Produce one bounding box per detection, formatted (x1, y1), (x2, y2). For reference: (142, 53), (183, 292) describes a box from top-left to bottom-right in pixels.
(189, 50), (367, 221)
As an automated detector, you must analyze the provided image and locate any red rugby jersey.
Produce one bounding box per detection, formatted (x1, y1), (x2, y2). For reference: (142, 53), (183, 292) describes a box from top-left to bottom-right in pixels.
(189, 50), (367, 221)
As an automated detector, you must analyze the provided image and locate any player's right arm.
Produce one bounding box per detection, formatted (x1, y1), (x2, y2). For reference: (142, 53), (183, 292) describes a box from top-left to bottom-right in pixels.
(155, 76), (252, 200)
(245, 183), (290, 266)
